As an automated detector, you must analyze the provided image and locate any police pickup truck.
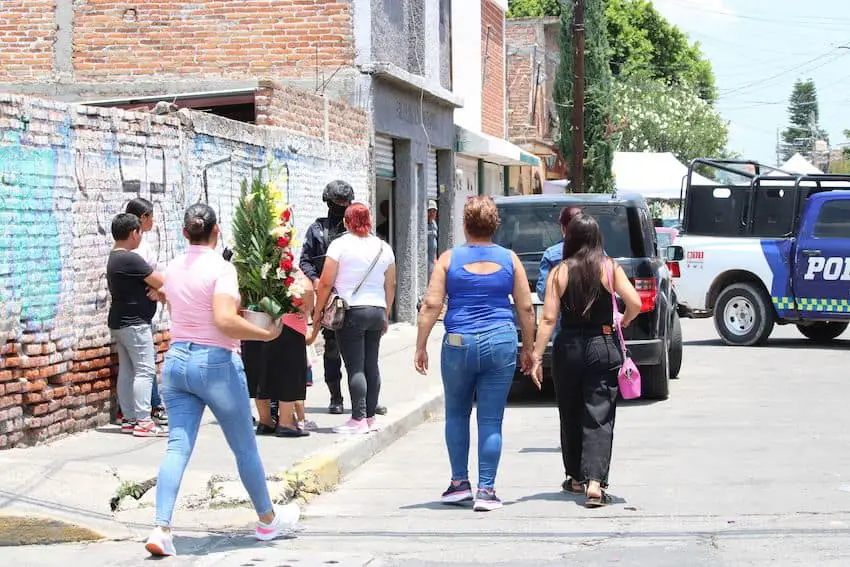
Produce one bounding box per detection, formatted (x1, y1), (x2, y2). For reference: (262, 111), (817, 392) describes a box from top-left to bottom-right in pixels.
(668, 158), (850, 346)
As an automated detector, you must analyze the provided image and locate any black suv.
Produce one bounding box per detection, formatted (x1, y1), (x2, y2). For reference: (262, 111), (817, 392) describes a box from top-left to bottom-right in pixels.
(493, 194), (683, 400)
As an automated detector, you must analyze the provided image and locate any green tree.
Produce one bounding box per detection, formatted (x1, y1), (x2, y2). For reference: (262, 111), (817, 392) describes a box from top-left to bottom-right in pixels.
(555, 0), (615, 192)
(606, 0), (715, 103)
(780, 79), (828, 162)
(507, 0), (716, 103)
(613, 78), (729, 163)
(506, 0), (562, 17)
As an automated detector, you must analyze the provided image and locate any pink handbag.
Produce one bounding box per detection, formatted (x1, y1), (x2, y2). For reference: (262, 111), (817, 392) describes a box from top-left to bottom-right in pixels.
(606, 262), (641, 399)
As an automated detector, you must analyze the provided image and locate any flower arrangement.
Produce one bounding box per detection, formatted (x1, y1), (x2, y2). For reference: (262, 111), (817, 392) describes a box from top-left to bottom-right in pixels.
(231, 173), (305, 321)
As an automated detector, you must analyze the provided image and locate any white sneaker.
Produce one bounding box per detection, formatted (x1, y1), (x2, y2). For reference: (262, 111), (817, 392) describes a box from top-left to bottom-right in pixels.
(332, 418), (369, 434)
(255, 502), (300, 541)
(134, 419), (167, 438)
(145, 526), (177, 556)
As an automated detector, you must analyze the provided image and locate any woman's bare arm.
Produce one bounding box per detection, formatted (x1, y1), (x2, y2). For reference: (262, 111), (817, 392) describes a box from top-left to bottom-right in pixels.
(416, 250), (449, 351)
(212, 294), (281, 341)
(612, 261), (641, 328)
(511, 251), (536, 351)
(384, 263), (397, 315)
(534, 264), (566, 359)
(311, 257), (339, 324)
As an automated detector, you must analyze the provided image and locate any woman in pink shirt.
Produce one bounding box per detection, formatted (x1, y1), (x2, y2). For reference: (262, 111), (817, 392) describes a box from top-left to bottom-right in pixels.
(144, 204), (297, 557)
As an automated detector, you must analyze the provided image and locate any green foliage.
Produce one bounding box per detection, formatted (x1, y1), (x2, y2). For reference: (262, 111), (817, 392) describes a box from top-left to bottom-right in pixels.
(231, 177), (301, 319)
(843, 129), (850, 159)
(507, 0), (717, 103)
(506, 0), (562, 18)
(613, 78), (729, 164)
(555, 0), (615, 193)
(829, 159), (850, 174)
(780, 79), (828, 162)
(605, 0), (716, 103)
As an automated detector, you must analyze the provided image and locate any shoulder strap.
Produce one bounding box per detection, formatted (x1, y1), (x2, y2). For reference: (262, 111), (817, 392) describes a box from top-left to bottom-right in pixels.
(605, 259), (628, 356)
(352, 240), (384, 296)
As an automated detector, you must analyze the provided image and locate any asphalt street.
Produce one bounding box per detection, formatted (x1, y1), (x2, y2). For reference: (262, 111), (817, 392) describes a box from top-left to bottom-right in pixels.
(4, 318), (850, 566)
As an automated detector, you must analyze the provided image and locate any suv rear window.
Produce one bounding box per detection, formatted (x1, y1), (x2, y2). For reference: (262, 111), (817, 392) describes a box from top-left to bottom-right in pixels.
(494, 203), (648, 258)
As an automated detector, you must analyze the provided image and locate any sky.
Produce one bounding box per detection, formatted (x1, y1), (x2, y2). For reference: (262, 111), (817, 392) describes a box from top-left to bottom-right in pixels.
(651, 0), (850, 165)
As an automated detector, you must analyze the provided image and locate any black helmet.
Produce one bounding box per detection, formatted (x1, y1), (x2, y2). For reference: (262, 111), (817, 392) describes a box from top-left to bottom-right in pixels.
(322, 180), (355, 203)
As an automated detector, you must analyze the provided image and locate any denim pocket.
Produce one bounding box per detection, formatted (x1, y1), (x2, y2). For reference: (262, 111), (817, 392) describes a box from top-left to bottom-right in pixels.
(200, 346), (235, 369)
(441, 336), (470, 376)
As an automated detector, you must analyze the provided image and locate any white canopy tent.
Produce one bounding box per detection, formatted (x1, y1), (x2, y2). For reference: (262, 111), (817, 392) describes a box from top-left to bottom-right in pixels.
(780, 153), (823, 174)
(612, 152), (715, 199)
(542, 152), (715, 199)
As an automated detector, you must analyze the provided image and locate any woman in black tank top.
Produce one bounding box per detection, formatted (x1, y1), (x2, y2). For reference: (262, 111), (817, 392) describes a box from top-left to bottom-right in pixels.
(530, 214), (641, 507)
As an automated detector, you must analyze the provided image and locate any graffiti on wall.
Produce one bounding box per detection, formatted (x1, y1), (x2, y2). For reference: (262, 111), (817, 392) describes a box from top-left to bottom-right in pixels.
(0, 132), (64, 335)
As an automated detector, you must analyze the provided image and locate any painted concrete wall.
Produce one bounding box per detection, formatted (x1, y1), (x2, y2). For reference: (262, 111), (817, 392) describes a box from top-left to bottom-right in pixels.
(0, 93), (369, 449)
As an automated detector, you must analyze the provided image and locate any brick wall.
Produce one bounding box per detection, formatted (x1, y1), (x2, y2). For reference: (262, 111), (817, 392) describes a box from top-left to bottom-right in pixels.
(0, 91), (369, 449)
(255, 81), (369, 145)
(0, 1), (354, 83)
(480, 0), (505, 138)
(506, 21), (537, 141)
(0, 0), (55, 80)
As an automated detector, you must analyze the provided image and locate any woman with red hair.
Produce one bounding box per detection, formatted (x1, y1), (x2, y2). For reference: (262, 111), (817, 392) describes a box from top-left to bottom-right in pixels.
(308, 203), (396, 435)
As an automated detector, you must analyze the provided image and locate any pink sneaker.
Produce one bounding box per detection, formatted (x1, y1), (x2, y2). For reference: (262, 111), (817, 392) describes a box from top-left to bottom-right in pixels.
(366, 417), (380, 432)
(332, 418), (369, 435)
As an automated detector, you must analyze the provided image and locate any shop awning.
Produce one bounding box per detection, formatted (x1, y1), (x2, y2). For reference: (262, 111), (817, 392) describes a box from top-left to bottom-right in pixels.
(455, 126), (540, 167)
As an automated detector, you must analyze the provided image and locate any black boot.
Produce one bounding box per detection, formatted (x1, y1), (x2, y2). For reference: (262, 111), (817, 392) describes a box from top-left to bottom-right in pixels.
(327, 380), (344, 414)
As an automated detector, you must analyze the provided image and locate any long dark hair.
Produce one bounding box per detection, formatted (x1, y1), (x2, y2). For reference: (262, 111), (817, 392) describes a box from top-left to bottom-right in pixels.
(183, 203), (217, 244)
(561, 214), (606, 318)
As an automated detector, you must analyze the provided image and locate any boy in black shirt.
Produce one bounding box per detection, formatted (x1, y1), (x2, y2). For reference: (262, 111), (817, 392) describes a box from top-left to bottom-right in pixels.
(107, 213), (166, 437)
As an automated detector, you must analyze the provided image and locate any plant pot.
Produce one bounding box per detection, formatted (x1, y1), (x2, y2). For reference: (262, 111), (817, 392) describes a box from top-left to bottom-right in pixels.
(241, 309), (273, 330)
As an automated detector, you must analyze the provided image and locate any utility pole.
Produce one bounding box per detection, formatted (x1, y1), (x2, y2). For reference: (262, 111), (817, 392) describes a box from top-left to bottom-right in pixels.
(570, 0), (585, 193)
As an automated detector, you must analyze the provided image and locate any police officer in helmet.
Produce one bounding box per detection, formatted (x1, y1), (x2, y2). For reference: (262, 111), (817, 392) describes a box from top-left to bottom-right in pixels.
(300, 180), (387, 416)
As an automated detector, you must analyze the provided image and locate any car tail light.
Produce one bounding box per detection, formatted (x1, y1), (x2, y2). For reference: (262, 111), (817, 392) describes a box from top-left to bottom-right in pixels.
(667, 261), (680, 278)
(632, 277), (657, 313)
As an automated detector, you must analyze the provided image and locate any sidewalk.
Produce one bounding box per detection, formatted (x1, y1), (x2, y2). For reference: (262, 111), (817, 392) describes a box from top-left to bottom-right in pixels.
(0, 323), (444, 543)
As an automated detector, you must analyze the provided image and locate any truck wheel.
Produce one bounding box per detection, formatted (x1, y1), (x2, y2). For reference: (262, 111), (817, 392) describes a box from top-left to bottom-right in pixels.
(797, 322), (849, 343)
(669, 312), (683, 379)
(639, 338), (670, 400)
(714, 283), (775, 346)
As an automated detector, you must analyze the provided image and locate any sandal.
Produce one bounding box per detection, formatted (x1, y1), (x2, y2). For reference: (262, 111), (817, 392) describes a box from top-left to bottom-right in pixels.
(561, 478), (585, 495)
(584, 491), (612, 508)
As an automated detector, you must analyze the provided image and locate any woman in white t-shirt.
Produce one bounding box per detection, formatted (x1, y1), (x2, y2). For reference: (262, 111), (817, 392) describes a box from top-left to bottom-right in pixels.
(308, 203), (396, 435)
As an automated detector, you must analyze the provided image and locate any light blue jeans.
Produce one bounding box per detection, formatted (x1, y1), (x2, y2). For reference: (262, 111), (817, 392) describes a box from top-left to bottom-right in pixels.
(155, 342), (273, 527)
(440, 323), (517, 489)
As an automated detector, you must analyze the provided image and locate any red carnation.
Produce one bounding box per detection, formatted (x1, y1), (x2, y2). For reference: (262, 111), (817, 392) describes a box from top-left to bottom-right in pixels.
(277, 236), (290, 248)
(284, 276), (295, 287)
(280, 209), (292, 222)
(292, 296), (304, 307)
(284, 250), (294, 262)
(280, 259), (294, 272)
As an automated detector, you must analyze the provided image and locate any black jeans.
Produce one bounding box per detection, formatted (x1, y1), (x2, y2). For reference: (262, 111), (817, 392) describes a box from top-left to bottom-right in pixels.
(552, 330), (623, 487)
(336, 306), (385, 420)
(322, 328), (344, 403)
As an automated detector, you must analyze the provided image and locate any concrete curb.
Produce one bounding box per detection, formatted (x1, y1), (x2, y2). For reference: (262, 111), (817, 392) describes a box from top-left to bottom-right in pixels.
(273, 384), (445, 504)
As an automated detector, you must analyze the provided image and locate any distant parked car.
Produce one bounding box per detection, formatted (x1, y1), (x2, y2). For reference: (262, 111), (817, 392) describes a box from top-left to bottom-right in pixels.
(655, 227), (678, 260)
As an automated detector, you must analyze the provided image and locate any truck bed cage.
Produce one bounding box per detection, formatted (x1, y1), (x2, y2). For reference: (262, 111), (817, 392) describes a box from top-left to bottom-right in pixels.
(679, 158), (850, 238)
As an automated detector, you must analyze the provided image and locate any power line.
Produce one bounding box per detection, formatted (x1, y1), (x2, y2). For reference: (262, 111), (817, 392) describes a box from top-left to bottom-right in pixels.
(717, 49), (848, 97)
(667, 0), (850, 28)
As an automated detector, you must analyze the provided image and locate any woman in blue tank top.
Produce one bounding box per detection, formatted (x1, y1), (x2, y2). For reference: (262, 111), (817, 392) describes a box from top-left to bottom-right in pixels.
(415, 196), (536, 511)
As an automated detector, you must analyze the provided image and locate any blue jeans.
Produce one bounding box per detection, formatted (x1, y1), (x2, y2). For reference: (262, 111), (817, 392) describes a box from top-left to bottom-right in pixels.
(155, 342), (273, 527)
(440, 323), (517, 489)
